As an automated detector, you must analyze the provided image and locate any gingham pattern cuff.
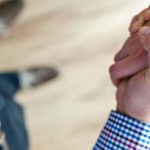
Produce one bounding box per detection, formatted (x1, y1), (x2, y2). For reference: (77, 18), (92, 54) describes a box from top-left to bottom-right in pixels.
(93, 111), (150, 150)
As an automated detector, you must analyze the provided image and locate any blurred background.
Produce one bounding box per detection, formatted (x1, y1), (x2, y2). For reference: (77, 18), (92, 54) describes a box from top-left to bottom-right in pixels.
(0, 0), (150, 149)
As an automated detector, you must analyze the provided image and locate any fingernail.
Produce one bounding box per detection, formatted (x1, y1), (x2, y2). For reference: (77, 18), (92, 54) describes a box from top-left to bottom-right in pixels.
(131, 17), (144, 33)
(144, 10), (150, 21)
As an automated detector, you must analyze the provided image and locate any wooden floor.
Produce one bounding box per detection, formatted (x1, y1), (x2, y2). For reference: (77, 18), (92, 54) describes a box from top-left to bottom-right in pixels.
(0, 0), (149, 149)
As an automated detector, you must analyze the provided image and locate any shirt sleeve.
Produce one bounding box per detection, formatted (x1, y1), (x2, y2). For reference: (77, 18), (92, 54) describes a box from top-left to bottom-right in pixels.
(93, 111), (150, 150)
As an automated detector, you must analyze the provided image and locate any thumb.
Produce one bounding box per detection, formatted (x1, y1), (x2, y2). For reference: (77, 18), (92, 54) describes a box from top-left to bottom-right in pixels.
(129, 7), (150, 34)
(139, 26), (150, 68)
(138, 26), (150, 52)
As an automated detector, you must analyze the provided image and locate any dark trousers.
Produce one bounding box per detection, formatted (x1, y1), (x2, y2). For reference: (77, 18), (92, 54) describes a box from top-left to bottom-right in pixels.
(0, 73), (29, 150)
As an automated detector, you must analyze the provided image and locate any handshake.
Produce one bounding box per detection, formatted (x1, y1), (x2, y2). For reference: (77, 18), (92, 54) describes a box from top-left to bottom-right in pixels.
(109, 6), (150, 123)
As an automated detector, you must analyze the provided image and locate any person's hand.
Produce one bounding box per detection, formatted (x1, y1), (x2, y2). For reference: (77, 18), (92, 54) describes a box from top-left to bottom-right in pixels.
(110, 26), (150, 123)
(129, 6), (150, 34)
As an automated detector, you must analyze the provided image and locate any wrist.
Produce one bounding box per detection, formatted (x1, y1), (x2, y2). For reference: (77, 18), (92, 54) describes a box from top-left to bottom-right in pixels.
(117, 104), (150, 123)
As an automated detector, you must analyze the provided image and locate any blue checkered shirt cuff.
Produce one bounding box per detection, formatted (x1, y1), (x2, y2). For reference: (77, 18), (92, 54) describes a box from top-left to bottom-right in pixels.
(93, 111), (150, 150)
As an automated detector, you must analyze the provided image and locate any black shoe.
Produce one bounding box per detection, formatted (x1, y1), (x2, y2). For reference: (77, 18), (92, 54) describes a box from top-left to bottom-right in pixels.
(19, 67), (59, 88)
(0, 0), (24, 34)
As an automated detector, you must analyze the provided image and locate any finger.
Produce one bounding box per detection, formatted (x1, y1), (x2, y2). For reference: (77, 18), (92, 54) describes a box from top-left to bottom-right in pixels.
(114, 38), (131, 62)
(129, 14), (144, 34)
(139, 26), (150, 69)
(110, 51), (148, 86)
(138, 26), (150, 52)
(114, 49), (129, 62)
(129, 7), (150, 34)
(115, 35), (143, 62)
(143, 9), (150, 22)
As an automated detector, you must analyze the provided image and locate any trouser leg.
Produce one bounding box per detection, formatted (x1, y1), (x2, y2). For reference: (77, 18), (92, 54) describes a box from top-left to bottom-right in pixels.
(0, 72), (20, 98)
(0, 100), (29, 150)
(0, 72), (29, 150)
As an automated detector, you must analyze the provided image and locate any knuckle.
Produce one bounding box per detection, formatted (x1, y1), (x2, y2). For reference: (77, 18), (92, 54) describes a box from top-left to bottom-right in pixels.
(109, 65), (117, 79)
(109, 65), (120, 86)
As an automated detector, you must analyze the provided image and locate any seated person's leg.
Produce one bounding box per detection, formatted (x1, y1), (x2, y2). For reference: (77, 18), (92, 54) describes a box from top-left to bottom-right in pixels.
(0, 72), (20, 98)
(0, 67), (58, 150)
(0, 72), (28, 150)
(0, 99), (29, 150)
